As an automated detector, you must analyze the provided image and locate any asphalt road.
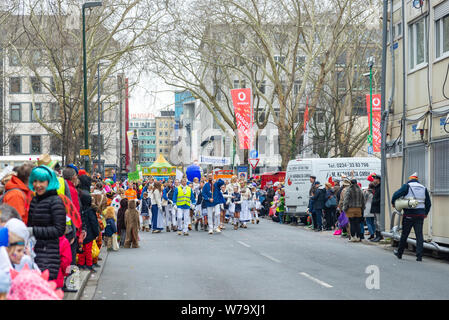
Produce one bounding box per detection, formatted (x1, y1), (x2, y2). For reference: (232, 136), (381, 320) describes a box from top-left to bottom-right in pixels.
(90, 217), (449, 300)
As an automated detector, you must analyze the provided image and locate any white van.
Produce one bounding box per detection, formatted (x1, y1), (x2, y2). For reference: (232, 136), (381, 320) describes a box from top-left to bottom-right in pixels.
(285, 157), (381, 220)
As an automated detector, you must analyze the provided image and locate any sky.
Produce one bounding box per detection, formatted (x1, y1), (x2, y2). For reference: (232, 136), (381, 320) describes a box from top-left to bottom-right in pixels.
(128, 73), (175, 117)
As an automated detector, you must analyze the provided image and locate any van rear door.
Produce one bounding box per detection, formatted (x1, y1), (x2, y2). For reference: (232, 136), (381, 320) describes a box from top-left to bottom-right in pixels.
(285, 159), (312, 216)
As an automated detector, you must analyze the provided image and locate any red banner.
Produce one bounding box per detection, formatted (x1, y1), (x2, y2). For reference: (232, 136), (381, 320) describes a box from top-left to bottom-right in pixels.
(231, 88), (253, 149)
(366, 94), (381, 152)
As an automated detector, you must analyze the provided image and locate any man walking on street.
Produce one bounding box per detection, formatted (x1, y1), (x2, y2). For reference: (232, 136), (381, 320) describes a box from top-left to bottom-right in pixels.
(311, 181), (326, 231)
(391, 173), (431, 261)
(308, 175), (317, 229)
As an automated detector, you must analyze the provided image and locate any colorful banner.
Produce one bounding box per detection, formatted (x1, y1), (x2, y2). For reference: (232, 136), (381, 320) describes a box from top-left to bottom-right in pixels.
(366, 94), (381, 152)
(128, 171), (140, 182)
(231, 88), (253, 149)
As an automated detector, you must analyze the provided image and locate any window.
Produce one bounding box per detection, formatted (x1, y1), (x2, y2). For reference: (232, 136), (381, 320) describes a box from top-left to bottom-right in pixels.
(31, 49), (42, 66)
(233, 80), (240, 89)
(296, 56), (305, 67)
(160, 148), (163, 153)
(432, 140), (449, 194)
(435, 14), (449, 58)
(409, 17), (427, 69)
(165, 148), (169, 153)
(294, 80), (302, 95)
(10, 136), (21, 155)
(9, 49), (22, 66)
(315, 111), (325, 123)
(30, 103), (42, 122)
(9, 77), (21, 93)
(258, 135), (267, 155)
(50, 77), (56, 93)
(10, 104), (21, 122)
(30, 136), (41, 154)
(256, 80), (266, 94)
(31, 77), (42, 93)
(406, 144), (427, 186)
(165, 131), (168, 136)
(159, 131), (162, 136)
(274, 55), (286, 65)
(273, 135), (279, 154)
(50, 135), (62, 155)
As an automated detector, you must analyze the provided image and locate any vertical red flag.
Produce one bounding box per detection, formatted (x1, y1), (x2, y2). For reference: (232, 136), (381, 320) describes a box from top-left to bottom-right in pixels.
(304, 96), (309, 132)
(231, 88), (252, 149)
(366, 94), (381, 152)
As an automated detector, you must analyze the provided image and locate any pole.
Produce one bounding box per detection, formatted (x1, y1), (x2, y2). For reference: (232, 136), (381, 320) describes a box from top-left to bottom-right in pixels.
(369, 63), (373, 142)
(82, 6), (90, 173)
(380, 0), (388, 233)
(97, 63), (102, 179)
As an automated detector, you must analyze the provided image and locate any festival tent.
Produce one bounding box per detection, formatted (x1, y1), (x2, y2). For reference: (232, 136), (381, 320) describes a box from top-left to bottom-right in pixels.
(142, 154), (176, 179)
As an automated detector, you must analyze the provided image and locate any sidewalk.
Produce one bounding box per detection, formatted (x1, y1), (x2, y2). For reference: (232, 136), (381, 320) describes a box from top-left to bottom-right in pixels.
(63, 245), (109, 300)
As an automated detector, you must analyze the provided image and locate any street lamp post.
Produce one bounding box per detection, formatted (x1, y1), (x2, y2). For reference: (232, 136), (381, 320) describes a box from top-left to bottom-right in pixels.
(82, 1), (102, 173)
(367, 56), (375, 153)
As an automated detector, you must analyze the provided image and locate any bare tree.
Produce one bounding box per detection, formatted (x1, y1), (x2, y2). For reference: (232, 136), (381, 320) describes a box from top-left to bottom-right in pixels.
(147, 0), (379, 169)
(2, 0), (167, 164)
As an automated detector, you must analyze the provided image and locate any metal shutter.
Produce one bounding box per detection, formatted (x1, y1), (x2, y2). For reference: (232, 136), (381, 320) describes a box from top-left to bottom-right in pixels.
(432, 140), (449, 194)
(406, 144), (427, 186)
(435, 0), (449, 21)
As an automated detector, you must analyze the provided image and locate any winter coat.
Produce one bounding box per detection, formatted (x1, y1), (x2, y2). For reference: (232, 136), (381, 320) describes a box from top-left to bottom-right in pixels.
(66, 180), (80, 214)
(370, 183), (381, 214)
(79, 190), (99, 244)
(27, 189), (66, 280)
(3, 175), (33, 224)
(56, 236), (72, 288)
(104, 218), (117, 237)
(363, 189), (374, 218)
(311, 186), (327, 210)
(117, 198), (128, 234)
(343, 184), (365, 218)
(202, 182), (214, 208)
(140, 197), (151, 216)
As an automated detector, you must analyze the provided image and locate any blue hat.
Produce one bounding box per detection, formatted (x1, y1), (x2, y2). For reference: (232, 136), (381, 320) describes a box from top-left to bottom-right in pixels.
(0, 227), (8, 247)
(67, 164), (79, 174)
(315, 181), (320, 185)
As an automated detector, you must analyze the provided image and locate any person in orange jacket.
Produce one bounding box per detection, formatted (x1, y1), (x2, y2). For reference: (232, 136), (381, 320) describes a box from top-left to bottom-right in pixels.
(124, 182), (137, 201)
(2, 163), (34, 224)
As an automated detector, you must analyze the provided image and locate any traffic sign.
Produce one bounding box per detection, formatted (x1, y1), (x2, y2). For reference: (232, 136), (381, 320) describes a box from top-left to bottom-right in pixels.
(80, 149), (91, 156)
(368, 145), (373, 155)
(250, 149), (258, 159)
(248, 158), (259, 170)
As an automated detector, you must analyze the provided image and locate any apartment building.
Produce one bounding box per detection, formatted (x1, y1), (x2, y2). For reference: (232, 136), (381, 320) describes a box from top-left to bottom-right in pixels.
(385, 0), (449, 244)
(156, 111), (175, 161)
(129, 115), (157, 167)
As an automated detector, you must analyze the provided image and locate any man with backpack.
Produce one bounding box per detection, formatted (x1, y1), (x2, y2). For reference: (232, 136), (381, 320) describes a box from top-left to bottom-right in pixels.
(2, 163), (34, 224)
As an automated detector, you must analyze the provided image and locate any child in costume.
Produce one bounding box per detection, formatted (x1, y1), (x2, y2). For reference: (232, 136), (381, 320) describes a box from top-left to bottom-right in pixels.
(124, 199), (140, 248)
(250, 186), (260, 224)
(231, 186), (242, 230)
(140, 192), (151, 232)
(117, 198), (128, 247)
(104, 207), (118, 251)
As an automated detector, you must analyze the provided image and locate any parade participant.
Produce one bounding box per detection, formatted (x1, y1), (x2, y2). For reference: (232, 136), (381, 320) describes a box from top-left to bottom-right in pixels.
(111, 188), (125, 215)
(223, 184), (232, 224)
(202, 174), (215, 234)
(231, 186), (242, 230)
(104, 207), (118, 250)
(27, 166), (66, 280)
(117, 198), (128, 247)
(172, 177), (196, 236)
(218, 184), (227, 230)
(194, 181), (205, 231)
(250, 186), (260, 224)
(162, 180), (175, 232)
(239, 180), (252, 228)
(392, 173), (431, 261)
(124, 199), (140, 248)
(140, 192), (151, 232)
(124, 182), (137, 201)
(150, 182), (164, 233)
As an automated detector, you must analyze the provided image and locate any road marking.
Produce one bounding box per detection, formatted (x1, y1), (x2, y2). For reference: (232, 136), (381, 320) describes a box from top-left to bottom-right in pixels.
(299, 272), (333, 288)
(260, 252), (281, 263)
(238, 241), (251, 248)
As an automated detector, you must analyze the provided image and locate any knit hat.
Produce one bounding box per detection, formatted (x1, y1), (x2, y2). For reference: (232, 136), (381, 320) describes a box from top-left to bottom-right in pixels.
(7, 266), (63, 300)
(0, 269), (11, 294)
(409, 172), (418, 180)
(4, 218), (29, 245)
(78, 169), (88, 176)
(67, 164), (79, 175)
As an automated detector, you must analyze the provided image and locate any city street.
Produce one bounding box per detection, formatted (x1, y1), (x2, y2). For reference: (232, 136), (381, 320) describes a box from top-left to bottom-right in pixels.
(87, 218), (449, 300)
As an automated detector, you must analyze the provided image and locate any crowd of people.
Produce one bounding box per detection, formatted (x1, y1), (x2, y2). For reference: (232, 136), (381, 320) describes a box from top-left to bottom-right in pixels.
(0, 155), (432, 300)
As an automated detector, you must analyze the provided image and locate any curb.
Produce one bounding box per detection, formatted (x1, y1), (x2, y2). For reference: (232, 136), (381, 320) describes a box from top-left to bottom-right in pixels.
(63, 245), (109, 300)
